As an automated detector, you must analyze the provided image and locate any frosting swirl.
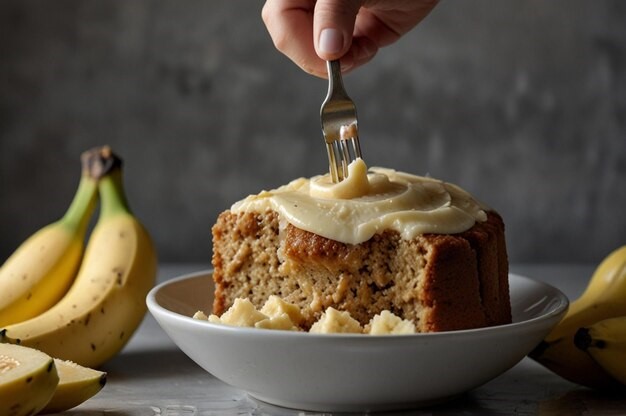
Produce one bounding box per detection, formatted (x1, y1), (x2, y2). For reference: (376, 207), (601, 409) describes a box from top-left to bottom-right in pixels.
(231, 159), (488, 245)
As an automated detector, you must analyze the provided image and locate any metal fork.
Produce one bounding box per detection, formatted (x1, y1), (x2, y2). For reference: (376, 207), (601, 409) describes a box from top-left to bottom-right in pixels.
(320, 60), (362, 183)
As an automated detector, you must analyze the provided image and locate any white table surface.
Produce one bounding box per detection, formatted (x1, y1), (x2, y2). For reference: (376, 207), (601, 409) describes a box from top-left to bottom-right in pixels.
(63, 263), (626, 416)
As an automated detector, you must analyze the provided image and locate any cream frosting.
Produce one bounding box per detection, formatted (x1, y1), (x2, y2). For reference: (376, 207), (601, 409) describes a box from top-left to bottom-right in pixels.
(231, 158), (488, 245)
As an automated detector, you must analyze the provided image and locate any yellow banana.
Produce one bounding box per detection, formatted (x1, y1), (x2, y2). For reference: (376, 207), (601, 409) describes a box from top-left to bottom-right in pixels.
(0, 151), (100, 326)
(1, 148), (157, 368)
(575, 316), (626, 386)
(0, 343), (59, 416)
(529, 245), (626, 390)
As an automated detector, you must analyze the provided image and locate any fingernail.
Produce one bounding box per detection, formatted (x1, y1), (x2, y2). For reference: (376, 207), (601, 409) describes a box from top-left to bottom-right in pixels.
(319, 28), (344, 55)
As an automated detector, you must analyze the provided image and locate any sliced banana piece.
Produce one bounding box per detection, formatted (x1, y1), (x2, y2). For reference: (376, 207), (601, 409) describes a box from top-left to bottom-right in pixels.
(41, 359), (107, 413)
(0, 344), (59, 416)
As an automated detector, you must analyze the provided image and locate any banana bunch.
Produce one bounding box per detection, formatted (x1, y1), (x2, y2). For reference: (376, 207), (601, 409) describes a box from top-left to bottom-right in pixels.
(529, 245), (626, 390)
(0, 146), (157, 368)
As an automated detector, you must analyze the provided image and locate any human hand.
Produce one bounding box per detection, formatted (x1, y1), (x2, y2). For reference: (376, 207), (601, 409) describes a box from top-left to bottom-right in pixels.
(262, 0), (439, 78)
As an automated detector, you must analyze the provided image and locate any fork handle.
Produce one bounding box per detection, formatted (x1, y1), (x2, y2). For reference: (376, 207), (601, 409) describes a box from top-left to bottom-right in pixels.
(327, 60), (347, 99)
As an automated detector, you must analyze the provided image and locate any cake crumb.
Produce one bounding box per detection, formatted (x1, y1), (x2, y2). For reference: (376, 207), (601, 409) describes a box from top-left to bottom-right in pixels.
(255, 313), (300, 331)
(366, 310), (416, 335)
(192, 310), (208, 320)
(198, 296), (418, 335)
(204, 297), (303, 331)
(211, 298), (267, 327)
(309, 307), (363, 334)
(261, 295), (304, 326)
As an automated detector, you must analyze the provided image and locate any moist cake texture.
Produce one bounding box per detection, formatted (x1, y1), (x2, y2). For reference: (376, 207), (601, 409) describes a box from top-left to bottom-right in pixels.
(212, 159), (511, 332)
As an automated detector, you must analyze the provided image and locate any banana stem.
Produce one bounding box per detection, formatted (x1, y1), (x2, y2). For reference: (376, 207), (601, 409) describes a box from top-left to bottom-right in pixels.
(98, 169), (132, 219)
(60, 145), (126, 232)
(60, 175), (98, 234)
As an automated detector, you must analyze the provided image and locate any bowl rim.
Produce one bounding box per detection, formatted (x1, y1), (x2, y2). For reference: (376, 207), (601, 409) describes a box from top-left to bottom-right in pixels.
(146, 270), (569, 341)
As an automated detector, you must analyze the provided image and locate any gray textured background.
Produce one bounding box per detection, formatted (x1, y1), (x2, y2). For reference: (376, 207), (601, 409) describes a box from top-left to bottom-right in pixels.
(1, 1), (625, 265)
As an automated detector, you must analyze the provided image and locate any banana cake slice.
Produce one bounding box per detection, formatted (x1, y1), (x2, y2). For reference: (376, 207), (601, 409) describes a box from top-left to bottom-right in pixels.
(211, 159), (511, 332)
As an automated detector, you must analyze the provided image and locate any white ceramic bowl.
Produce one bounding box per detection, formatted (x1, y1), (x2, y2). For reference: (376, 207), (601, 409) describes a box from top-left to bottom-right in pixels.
(147, 271), (568, 412)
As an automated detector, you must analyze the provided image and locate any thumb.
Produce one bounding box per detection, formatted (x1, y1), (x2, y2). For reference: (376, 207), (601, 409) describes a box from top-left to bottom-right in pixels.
(314, 0), (363, 61)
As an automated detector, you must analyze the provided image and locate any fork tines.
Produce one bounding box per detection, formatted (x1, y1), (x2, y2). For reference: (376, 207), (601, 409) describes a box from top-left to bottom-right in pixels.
(328, 123), (361, 182)
(320, 60), (363, 183)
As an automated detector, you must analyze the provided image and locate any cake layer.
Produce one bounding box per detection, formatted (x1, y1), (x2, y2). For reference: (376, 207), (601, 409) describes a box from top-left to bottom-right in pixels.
(212, 210), (510, 332)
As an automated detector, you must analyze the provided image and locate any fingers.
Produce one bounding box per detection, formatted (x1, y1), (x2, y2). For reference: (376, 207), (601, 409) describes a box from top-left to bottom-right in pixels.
(262, 0), (438, 77)
(262, 0), (365, 78)
(347, 35), (379, 72)
(313, 0), (363, 60)
(262, 0), (324, 76)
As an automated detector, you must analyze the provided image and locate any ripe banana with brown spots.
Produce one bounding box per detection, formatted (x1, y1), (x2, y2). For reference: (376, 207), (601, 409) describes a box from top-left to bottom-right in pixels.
(0, 151), (100, 327)
(1, 147), (157, 368)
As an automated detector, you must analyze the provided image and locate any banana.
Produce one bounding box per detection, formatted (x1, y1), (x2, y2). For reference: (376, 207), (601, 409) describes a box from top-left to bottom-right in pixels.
(1, 147), (157, 368)
(41, 358), (107, 413)
(529, 245), (626, 390)
(0, 343), (59, 416)
(0, 151), (100, 327)
(575, 316), (626, 386)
